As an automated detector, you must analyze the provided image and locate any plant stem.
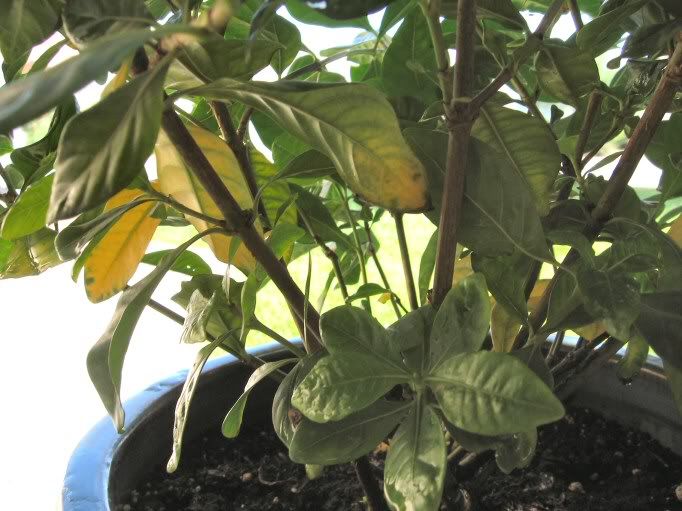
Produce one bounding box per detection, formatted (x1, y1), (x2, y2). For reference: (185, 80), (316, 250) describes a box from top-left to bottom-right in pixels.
(420, 0), (453, 105)
(556, 338), (623, 399)
(300, 210), (350, 301)
(252, 320), (307, 358)
(284, 49), (375, 81)
(567, 0), (584, 30)
(574, 91), (603, 172)
(580, 124), (620, 168)
(210, 100), (272, 230)
(339, 187), (372, 314)
(393, 212), (419, 311)
(160, 108), (323, 353)
(363, 220), (404, 319)
(149, 189), (229, 227)
(0, 163), (17, 203)
(468, 0), (565, 113)
(431, 0), (477, 308)
(511, 75), (554, 136)
(354, 458), (389, 511)
(237, 107), (254, 140)
(525, 36), (682, 335)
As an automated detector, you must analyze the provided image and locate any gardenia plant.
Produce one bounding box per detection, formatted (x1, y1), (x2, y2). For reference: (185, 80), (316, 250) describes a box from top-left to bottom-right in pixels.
(1, 0), (681, 509)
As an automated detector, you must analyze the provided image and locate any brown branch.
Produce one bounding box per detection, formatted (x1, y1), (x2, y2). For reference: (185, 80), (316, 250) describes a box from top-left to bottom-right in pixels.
(574, 91), (603, 171)
(432, 0), (477, 308)
(567, 0), (584, 30)
(525, 35), (682, 336)
(160, 108), (322, 353)
(354, 457), (389, 511)
(467, 0), (566, 114)
(394, 212), (419, 311)
(210, 101), (271, 230)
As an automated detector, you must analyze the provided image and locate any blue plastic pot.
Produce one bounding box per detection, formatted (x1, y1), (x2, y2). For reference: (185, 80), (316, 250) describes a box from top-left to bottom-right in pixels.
(61, 343), (682, 510)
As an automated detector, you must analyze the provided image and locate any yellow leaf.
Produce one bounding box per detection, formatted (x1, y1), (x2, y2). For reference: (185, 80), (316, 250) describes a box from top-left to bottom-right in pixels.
(668, 215), (682, 247)
(453, 254), (474, 284)
(574, 322), (606, 341)
(102, 57), (132, 98)
(84, 188), (161, 303)
(528, 279), (550, 313)
(155, 124), (258, 272)
(491, 302), (522, 352)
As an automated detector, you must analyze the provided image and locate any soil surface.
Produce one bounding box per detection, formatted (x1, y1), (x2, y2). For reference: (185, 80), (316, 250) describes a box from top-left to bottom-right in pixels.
(115, 407), (682, 511)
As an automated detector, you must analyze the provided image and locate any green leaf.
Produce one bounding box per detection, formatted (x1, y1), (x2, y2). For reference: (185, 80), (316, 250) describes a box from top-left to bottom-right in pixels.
(379, 0), (416, 37)
(444, 0), (526, 30)
(577, 268), (640, 340)
(428, 351), (564, 436)
(172, 274), (244, 340)
(346, 283), (390, 303)
(386, 306), (437, 372)
(622, 19), (682, 59)
(0, 26), (195, 133)
(635, 292), (682, 371)
(0, 228), (61, 279)
(405, 129), (550, 259)
(63, 0), (152, 44)
(320, 305), (405, 366)
(179, 290), (219, 344)
(535, 41), (600, 106)
(48, 59), (170, 221)
(9, 98), (76, 186)
(168, 35), (281, 88)
(384, 400), (446, 511)
(1, 174), (53, 240)
(430, 273), (491, 370)
(265, 15), (301, 75)
(576, 0), (646, 57)
(382, 9), (439, 104)
(250, 148), (298, 227)
(142, 250), (211, 276)
(495, 429), (537, 474)
(547, 229), (596, 267)
(300, 0), (399, 19)
(418, 230), (438, 306)
(289, 399), (410, 465)
(0, 0), (61, 81)
(222, 358), (297, 438)
(279, 150), (337, 180)
(167, 335), (224, 473)
(286, 0), (373, 29)
(291, 185), (354, 251)
(472, 251), (533, 322)
(647, 113), (682, 198)
(618, 334), (648, 382)
(187, 79), (430, 212)
(472, 102), (561, 215)
(87, 230), (214, 432)
(292, 352), (409, 422)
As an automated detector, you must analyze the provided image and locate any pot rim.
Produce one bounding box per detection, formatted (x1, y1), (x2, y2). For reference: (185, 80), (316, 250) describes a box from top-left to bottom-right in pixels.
(60, 338), (666, 511)
(60, 341), (293, 511)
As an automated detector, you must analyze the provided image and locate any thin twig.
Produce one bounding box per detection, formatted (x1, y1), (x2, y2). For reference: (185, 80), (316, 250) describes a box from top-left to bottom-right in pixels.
(284, 49), (374, 81)
(354, 457), (389, 511)
(467, 0), (565, 114)
(419, 0), (453, 105)
(210, 101), (272, 230)
(394, 212), (419, 311)
(363, 220), (404, 319)
(299, 210), (349, 300)
(567, 0), (584, 30)
(574, 91), (603, 173)
(237, 107), (254, 140)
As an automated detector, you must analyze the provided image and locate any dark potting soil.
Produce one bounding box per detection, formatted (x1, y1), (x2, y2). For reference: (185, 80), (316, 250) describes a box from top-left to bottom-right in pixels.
(115, 407), (682, 511)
